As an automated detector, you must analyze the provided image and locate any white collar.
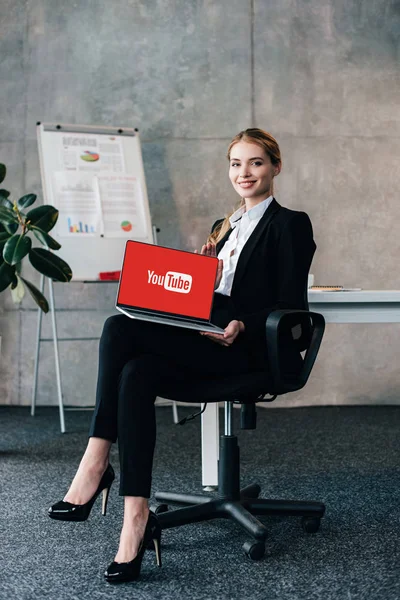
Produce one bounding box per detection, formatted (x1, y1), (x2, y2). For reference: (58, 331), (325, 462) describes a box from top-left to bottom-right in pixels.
(229, 195), (273, 228)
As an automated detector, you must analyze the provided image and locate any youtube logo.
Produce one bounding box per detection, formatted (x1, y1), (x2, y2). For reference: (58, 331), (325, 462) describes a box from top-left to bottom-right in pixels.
(147, 270), (192, 294)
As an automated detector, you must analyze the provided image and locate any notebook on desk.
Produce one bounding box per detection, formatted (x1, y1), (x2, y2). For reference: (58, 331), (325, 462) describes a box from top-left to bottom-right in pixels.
(116, 240), (225, 333)
(310, 286), (362, 292)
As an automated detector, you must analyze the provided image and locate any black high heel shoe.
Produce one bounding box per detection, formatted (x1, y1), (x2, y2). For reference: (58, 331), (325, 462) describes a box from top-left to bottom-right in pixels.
(104, 511), (162, 584)
(48, 464), (115, 522)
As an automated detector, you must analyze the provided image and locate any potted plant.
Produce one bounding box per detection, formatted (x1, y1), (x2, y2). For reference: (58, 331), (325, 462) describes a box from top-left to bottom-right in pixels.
(0, 162), (72, 312)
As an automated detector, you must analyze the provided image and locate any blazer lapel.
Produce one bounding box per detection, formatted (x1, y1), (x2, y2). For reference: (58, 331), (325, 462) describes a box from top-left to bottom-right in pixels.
(231, 198), (281, 294)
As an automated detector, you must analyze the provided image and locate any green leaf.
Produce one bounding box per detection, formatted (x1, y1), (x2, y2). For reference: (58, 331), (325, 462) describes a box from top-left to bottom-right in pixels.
(0, 227), (10, 242)
(17, 193), (37, 210)
(0, 205), (18, 225)
(20, 276), (49, 313)
(0, 232), (11, 252)
(29, 247), (72, 282)
(0, 189), (10, 198)
(4, 222), (19, 235)
(0, 164), (6, 185)
(26, 205), (58, 233)
(0, 195), (13, 210)
(33, 228), (61, 250)
(3, 234), (32, 265)
(0, 260), (15, 292)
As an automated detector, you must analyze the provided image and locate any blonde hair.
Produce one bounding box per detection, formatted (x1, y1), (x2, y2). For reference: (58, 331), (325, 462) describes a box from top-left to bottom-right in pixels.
(208, 128), (282, 245)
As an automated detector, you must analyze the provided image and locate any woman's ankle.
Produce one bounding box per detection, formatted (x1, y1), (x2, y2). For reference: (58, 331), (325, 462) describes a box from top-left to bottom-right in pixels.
(123, 497), (149, 520)
(81, 438), (111, 470)
(76, 455), (107, 477)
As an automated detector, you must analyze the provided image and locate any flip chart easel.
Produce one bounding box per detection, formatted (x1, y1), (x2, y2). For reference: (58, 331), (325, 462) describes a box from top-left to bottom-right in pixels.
(31, 123), (178, 431)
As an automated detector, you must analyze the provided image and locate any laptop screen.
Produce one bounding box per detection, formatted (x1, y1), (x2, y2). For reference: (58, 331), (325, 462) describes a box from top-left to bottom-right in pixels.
(117, 241), (218, 320)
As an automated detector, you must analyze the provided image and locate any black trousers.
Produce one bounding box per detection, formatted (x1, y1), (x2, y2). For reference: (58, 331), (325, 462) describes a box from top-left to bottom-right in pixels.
(89, 300), (262, 497)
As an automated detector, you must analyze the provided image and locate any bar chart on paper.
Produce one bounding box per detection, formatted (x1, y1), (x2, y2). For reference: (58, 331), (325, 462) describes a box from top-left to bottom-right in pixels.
(67, 218), (96, 234)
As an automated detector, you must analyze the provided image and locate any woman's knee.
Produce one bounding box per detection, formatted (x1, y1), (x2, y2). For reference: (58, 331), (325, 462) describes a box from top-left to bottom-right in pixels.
(117, 357), (162, 408)
(119, 355), (156, 382)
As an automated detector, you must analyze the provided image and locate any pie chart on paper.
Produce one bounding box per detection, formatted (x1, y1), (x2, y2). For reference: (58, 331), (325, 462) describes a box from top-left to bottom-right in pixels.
(80, 150), (100, 162)
(121, 221), (133, 232)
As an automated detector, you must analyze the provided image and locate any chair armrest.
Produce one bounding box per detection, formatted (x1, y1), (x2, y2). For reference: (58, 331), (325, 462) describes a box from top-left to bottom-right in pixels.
(265, 309), (325, 395)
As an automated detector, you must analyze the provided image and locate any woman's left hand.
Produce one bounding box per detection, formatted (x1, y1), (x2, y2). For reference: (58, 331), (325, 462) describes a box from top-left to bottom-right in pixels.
(200, 320), (245, 346)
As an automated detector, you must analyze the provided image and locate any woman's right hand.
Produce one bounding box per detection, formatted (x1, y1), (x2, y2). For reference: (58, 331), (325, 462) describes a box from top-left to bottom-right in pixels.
(196, 243), (223, 290)
(200, 242), (217, 257)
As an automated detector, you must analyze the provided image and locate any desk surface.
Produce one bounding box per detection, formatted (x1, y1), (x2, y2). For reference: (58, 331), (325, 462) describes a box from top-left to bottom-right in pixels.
(308, 290), (400, 323)
(308, 290), (400, 303)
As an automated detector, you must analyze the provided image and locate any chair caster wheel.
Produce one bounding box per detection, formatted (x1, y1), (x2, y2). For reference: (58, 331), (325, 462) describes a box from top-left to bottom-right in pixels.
(243, 541), (265, 560)
(301, 516), (321, 533)
(241, 483), (262, 499)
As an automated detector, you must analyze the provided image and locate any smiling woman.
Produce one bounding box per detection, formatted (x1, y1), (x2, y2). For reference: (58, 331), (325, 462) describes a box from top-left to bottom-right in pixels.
(229, 139), (280, 202)
(48, 127), (316, 585)
(208, 128), (282, 246)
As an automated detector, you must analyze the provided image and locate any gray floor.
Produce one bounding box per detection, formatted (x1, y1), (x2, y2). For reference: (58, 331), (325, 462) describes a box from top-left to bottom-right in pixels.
(1, 404), (399, 600)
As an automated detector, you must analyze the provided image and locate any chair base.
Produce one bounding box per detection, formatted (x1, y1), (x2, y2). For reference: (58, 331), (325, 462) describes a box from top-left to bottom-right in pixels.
(154, 435), (325, 559)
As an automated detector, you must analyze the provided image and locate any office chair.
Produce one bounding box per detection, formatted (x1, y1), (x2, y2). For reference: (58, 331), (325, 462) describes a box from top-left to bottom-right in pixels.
(154, 308), (326, 560)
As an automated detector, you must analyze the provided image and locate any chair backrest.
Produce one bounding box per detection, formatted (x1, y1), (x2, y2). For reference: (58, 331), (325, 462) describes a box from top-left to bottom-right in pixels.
(240, 306), (325, 430)
(266, 309), (325, 396)
(290, 281), (313, 352)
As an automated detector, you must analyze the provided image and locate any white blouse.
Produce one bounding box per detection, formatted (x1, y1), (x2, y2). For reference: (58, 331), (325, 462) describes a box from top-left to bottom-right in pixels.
(215, 195), (273, 296)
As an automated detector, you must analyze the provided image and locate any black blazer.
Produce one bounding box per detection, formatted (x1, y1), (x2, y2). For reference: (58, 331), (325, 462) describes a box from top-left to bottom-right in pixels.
(212, 198), (316, 359)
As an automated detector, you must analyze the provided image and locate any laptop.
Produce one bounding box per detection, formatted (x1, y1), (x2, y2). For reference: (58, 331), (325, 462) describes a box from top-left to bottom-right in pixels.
(116, 240), (225, 333)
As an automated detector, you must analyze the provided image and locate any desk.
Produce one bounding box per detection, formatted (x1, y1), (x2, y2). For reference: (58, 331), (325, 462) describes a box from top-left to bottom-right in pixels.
(201, 290), (400, 488)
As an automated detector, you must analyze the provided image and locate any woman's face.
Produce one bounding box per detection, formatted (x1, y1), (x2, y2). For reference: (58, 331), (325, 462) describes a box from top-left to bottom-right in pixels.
(228, 141), (280, 205)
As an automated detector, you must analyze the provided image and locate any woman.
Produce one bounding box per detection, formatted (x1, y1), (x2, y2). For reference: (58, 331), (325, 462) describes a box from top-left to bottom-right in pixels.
(49, 128), (316, 583)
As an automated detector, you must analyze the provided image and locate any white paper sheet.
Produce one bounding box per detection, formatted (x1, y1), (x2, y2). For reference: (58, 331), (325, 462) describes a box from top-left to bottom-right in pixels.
(97, 174), (147, 238)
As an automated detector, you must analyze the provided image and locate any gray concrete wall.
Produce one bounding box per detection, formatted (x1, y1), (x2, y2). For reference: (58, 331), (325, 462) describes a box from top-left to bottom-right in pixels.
(1, 0), (400, 407)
